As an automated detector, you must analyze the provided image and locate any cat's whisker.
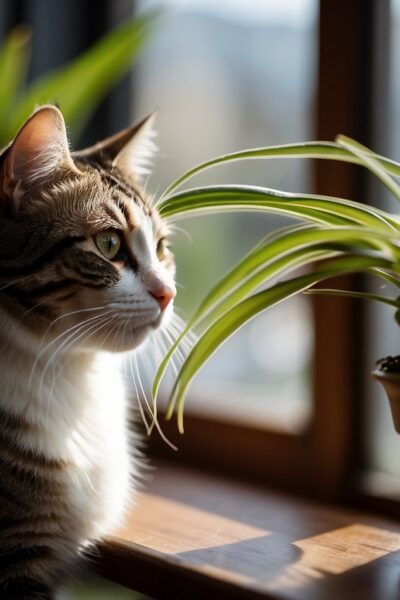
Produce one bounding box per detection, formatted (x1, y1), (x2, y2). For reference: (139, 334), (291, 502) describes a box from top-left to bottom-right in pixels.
(38, 305), (108, 351)
(135, 340), (166, 436)
(158, 330), (180, 376)
(167, 321), (190, 352)
(170, 313), (186, 334)
(29, 311), (110, 389)
(50, 315), (124, 432)
(166, 318), (182, 336)
(38, 313), (114, 401)
(133, 354), (154, 425)
(62, 313), (117, 361)
(42, 317), (114, 421)
(119, 323), (159, 435)
(139, 342), (163, 435)
(99, 315), (122, 351)
(34, 314), (97, 395)
(0, 271), (45, 293)
(0, 278), (26, 292)
(146, 336), (173, 433)
(44, 314), (119, 425)
(167, 224), (193, 243)
(129, 354), (151, 433)
(163, 322), (193, 363)
(170, 315), (197, 347)
(129, 357), (151, 435)
(17, 294), (99, 329)
(147, 387), (178, 450)
(148, 408), (178, 450)
(32, 310), (110, 369)
(48, 314), (118, 399)
(150, 333), (165, 369)
(111, 319), (125, 353)
(168, 320), (196, 352)
(171, 311), (190, 332)
(17, 296), (55, 324)
(134, 337), (179, 449)
(162, 328), (185, 370)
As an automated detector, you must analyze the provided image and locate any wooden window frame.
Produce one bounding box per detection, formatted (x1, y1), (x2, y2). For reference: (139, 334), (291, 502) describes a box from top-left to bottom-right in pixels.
(149, 0), (383, 504)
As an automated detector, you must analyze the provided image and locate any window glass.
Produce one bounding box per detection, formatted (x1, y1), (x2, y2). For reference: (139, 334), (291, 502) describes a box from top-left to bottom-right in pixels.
(365, 0), (400, 482)
(134, 0), (318, 431)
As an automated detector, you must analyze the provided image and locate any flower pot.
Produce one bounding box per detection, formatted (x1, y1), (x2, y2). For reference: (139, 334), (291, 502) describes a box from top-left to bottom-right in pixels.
(372, 368), (400, 434)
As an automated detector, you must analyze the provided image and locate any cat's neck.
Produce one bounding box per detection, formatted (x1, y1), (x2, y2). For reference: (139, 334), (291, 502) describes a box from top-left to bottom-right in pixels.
(0, 306), (100, 423)
(0, 307), (128, 468)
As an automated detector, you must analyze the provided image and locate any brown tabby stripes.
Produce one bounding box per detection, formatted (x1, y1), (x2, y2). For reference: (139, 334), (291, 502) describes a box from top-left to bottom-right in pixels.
(0, 408), (71, 599)
(0, 236), (85, 276)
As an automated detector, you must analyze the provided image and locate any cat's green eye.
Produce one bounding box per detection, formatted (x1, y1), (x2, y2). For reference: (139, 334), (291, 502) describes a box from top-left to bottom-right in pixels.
(95, 230), (121, 260)
(156, 238), (168, 260)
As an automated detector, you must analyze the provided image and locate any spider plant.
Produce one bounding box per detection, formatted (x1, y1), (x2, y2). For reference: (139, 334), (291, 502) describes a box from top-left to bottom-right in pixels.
(153, 136), (400, 433)
(0, 12), (155, 146)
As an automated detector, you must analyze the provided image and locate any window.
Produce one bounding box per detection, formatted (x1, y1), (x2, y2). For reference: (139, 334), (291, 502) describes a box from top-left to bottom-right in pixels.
(130, 1), (390, 504)
(134, 0), (318, 433)
(364, 0), (400, 497)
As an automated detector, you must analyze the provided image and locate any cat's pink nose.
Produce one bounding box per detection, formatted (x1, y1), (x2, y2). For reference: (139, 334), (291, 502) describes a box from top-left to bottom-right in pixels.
(149, 281), (176, 311)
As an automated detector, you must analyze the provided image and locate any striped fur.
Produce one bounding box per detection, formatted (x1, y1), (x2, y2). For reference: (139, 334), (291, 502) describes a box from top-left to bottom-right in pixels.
(0, 106), (176, 598)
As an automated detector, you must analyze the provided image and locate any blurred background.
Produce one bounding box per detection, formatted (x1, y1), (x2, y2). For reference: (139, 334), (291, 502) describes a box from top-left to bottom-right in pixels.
(1, 0), (400, 598)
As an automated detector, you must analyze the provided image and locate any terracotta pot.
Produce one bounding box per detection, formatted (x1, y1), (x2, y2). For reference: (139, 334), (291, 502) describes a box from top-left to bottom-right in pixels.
(372, 369), (400, 434)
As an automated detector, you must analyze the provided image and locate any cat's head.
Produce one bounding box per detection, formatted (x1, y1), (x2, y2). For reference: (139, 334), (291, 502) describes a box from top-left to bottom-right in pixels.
(0, 105), (176, 352)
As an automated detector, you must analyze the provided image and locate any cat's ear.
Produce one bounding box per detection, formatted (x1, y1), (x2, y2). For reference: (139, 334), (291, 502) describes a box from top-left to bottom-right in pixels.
(0, 105), (78, 205)
(73, 112), (157, 183)
(113, 112), (157, 182)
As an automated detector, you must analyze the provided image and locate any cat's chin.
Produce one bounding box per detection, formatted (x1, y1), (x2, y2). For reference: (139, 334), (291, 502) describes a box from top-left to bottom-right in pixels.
(87, 323), (153, 353)
(102, 311), (172, 353)
(65, 305), (173, 353)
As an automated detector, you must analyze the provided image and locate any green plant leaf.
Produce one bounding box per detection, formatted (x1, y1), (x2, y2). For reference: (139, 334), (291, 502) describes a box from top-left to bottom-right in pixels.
(158, 185), (400, 232)
(0, 26), (30, 144)
(305, 288), (400, 307)
(336, 135), (400, 204)
(154, 245), (334, 409)
(153, 224), (322, 402)
(160, 141), (400, 200)
(367, 268), (400, 288)
(192, 228), (400, 330)
(167, 254), (396, 432)
(3, 13), (156, 144)
(154, 224), (400, 408)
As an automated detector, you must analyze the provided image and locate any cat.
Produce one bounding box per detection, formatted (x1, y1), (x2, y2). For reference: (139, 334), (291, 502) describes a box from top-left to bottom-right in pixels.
(0, 105), (176, 599)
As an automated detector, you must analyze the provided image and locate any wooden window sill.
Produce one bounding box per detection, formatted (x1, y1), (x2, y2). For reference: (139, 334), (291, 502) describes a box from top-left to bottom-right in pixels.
(96, 461), (400, 599)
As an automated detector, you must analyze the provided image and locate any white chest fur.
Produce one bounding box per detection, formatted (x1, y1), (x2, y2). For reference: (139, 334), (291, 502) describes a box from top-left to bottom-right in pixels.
(70, 352), (134, 540)
(0, 324), (135, 544)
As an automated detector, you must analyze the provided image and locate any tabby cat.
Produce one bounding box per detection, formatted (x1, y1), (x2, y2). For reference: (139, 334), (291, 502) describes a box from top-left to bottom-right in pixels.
(0, 105), (176, 599)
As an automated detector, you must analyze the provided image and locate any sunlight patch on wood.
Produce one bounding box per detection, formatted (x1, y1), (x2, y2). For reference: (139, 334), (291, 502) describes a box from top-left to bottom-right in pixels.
(113, 492), (269, 554)
(269, 523), (400, 591)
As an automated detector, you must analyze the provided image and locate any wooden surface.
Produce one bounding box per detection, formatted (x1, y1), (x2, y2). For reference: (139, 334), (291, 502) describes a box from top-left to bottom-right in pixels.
(97, 462), (400, 600)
